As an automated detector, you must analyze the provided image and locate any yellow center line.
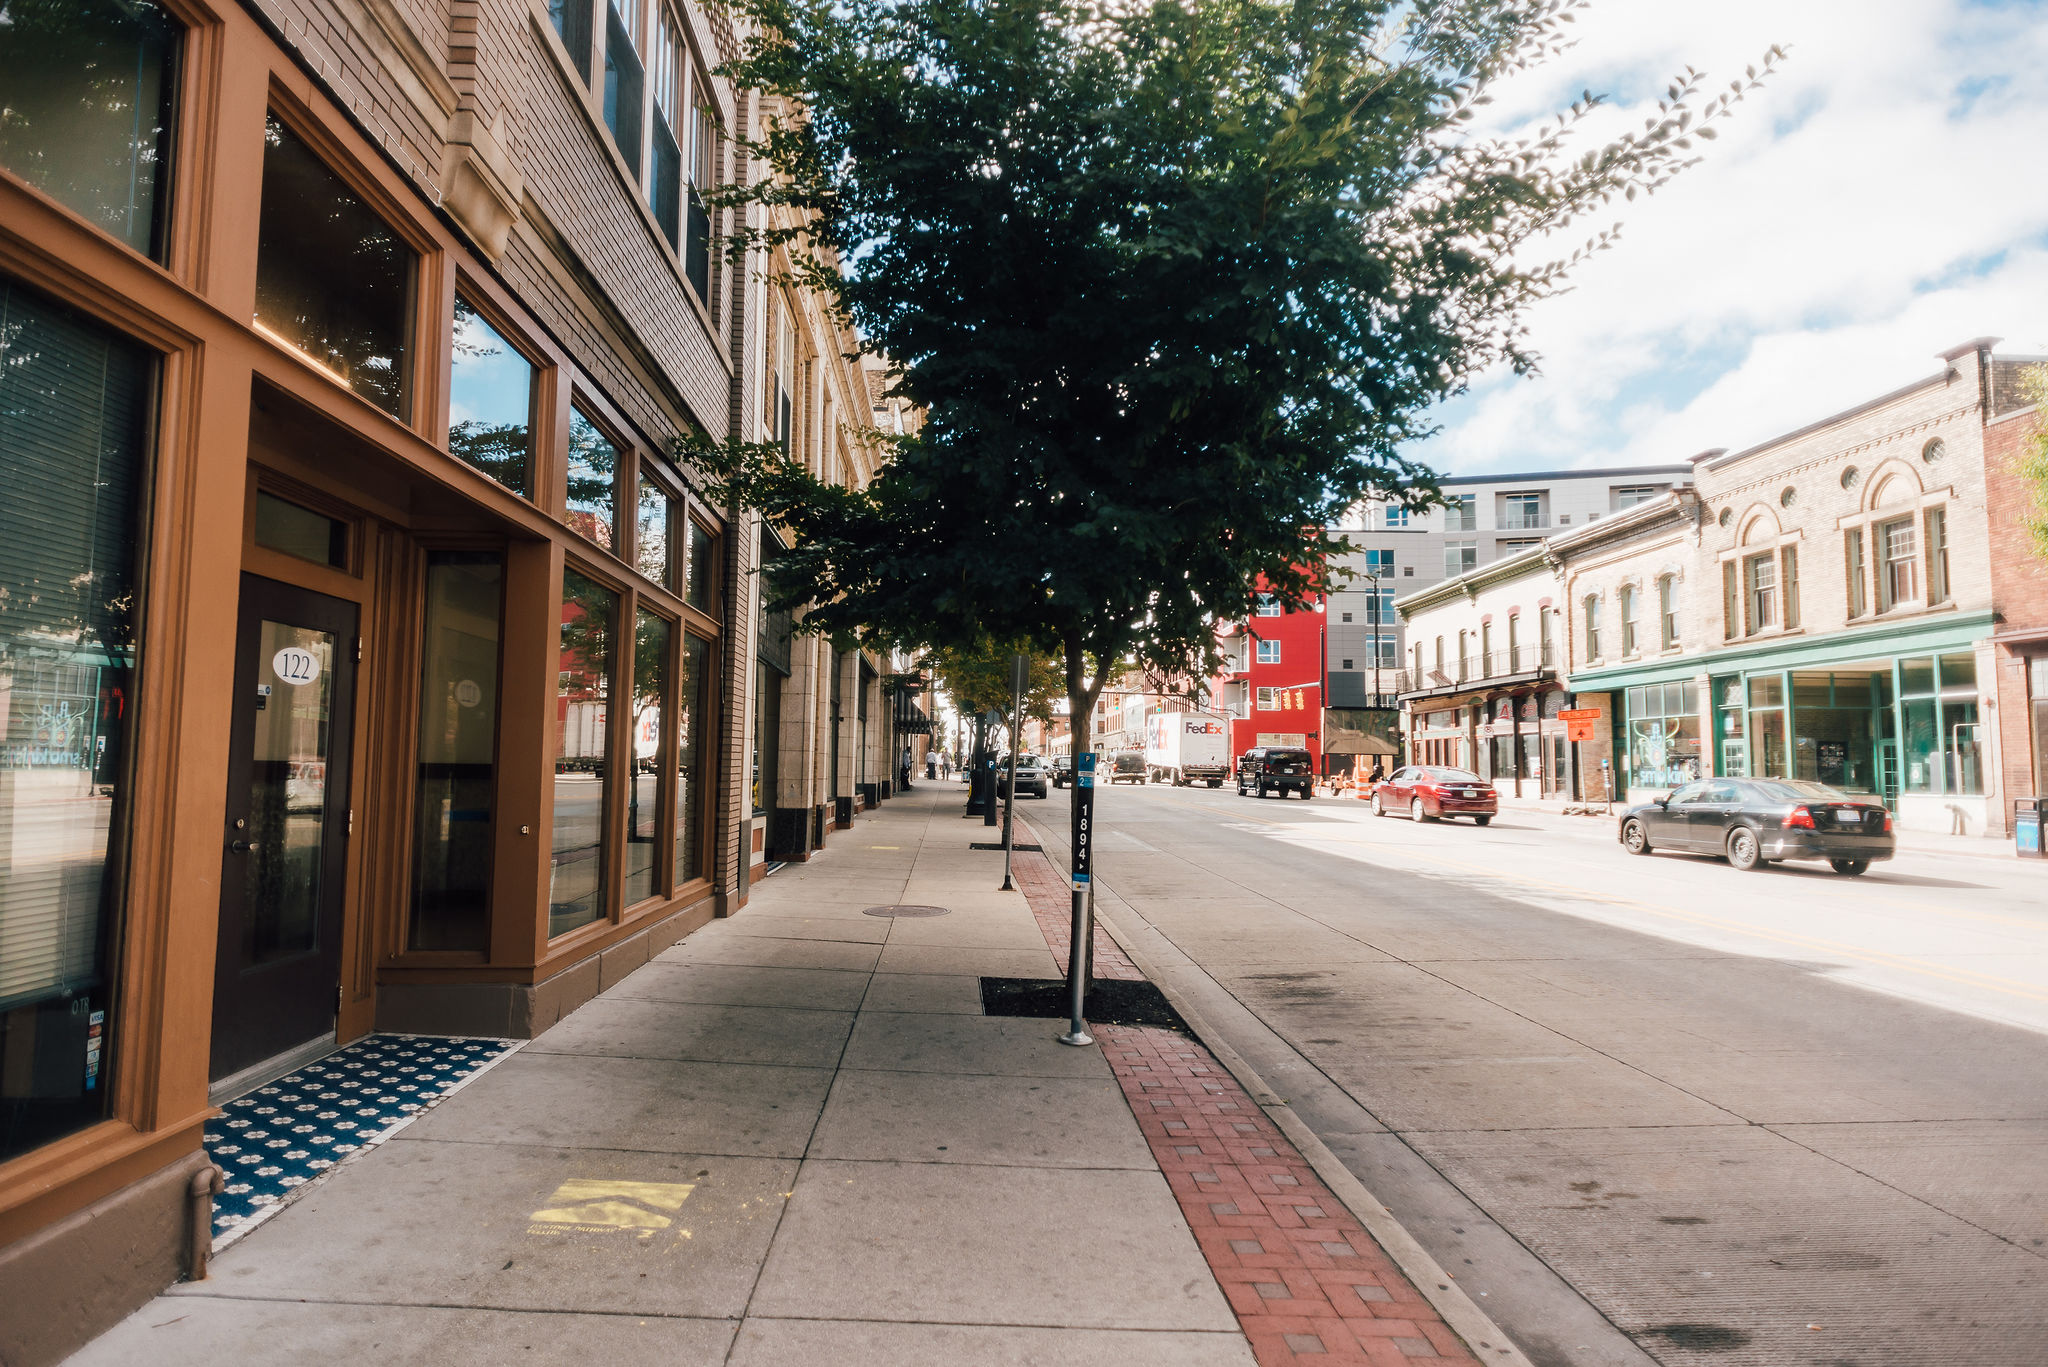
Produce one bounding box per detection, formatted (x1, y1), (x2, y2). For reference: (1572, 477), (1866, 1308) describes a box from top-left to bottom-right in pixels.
(1141, 793), (2048, 1006)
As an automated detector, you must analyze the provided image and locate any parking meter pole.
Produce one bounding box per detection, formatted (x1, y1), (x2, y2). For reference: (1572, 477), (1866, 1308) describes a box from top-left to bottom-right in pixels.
(1058, 753), (1097, 1047)
(982, 708), (1002, 827)
(1001, 655), (1025, 891)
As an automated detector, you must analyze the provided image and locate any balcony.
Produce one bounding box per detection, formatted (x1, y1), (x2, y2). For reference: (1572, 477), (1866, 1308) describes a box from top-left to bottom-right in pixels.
(1400, 644), (1557, 697)
(1498, 511), (1550, 531)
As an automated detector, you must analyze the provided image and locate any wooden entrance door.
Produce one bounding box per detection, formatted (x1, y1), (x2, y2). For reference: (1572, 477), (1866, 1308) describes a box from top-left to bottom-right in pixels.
(210, 574), (358, 1081)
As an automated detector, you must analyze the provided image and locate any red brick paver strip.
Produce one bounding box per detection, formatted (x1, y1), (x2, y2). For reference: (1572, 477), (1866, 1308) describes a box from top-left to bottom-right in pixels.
(1004, 825), (1479, 1367)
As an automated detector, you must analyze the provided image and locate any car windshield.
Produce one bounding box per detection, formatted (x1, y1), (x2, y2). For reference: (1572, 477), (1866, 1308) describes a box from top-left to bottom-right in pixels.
(1747, 779), (1850, 802)
(1425, 768), (1483, 783)
(1115, 755), (1144, 769)
(1268, 751), (1309, 762)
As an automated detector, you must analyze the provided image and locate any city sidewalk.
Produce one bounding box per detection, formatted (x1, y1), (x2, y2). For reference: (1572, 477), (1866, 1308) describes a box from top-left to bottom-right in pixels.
(72, 786), (1495, 1367)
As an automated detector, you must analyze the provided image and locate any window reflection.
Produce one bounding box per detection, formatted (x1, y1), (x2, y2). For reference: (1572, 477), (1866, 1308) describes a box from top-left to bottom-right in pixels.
(625, 611), (668, 905)
(0, 277), (155, 1160)
(686, 519), (714, 611)
(675, 633), (709, 883)
(565, 408), (619, 550)
(0, 0), (179, 257)
(448, 297), (534, 495)
(637, 478), (671, 586)
(551, 570), (615, 935)
(254, 116), (415, 417)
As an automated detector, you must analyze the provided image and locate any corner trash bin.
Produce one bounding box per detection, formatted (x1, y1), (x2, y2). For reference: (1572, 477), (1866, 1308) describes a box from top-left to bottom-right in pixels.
(2016, 797), (2044, 857)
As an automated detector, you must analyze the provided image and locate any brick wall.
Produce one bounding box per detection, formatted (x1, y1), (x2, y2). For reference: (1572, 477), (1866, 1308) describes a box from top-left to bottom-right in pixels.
(1985, 403), (2048, 804)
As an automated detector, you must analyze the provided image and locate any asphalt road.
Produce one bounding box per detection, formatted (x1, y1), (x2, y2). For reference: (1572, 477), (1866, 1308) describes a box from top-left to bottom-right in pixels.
(1025, 781), (2048, 1367)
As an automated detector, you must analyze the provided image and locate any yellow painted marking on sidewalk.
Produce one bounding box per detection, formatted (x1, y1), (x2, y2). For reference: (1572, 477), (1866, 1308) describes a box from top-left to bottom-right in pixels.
(1150, 794), (2048, 1007)
(528, 1179), (694, 1240)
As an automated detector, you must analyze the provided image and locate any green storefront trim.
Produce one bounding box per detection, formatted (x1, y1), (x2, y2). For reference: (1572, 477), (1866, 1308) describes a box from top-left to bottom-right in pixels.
(1567, 609), (1996, 695)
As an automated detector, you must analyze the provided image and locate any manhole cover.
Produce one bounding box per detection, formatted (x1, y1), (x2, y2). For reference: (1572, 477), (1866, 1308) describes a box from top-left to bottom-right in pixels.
(861, 904), (951, 918)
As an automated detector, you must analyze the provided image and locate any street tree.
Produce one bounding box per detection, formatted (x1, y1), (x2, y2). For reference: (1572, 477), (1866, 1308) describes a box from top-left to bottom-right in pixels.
(694, 0), (1778, 753)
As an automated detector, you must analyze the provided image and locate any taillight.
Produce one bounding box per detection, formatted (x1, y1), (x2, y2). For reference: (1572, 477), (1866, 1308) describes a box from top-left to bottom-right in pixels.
(1783, 805), (1815, 830)
(1879, 809), (1892, 833)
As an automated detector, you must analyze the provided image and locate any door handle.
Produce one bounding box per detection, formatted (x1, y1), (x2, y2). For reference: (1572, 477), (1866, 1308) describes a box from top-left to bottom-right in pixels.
(229, 838), (260, 854)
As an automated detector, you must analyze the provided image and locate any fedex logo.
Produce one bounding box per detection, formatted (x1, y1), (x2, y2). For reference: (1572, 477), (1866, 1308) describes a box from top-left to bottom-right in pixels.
(1185, 721), (1223, 735)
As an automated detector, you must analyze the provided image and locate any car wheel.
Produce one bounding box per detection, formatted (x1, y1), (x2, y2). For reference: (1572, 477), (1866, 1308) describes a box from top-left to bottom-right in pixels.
(1829, 858), (1870, 876)
(1474, 815), (1491, 827)
(1299, 788), (1311, 801)
(1621, 818), (1651, 855)
(1372, 793), (1386, 817)
(1410, 797), (1428, 822)
(1257, 784), (1269, 798)
(1727, 827), (1762, 871)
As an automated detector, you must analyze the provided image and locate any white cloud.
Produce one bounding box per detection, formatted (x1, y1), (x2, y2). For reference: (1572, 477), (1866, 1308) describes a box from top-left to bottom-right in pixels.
(1415, 0), (2048, 476)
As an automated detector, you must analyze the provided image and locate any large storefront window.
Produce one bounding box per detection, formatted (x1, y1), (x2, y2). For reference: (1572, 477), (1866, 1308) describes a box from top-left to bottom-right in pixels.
(1747, 675), (1787, 778)
(551, 570), (616, 936)
(447, 296), (535, 495)
(1715, 676), (1746, 776)
(624, 610), (669, 907)
(1790, 671), (1883, 794)
(675, 634), (710, 883)
(0, 278), (155, 1160)
(0, 0), (180, 258)
(254, 115), (415, 418)
(409, 553), (501, 952)
(1623, 681), (1700, 789)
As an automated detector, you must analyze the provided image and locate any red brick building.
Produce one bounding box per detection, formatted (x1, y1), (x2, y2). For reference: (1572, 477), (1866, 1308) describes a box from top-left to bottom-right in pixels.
(1217, 589), (1330, 772)
(1983, 377), (2048, 810)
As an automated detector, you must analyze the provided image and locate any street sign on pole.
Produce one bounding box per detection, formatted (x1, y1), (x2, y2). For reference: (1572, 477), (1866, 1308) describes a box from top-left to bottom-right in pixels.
(1566, 717), (1599, 744)
(1557, 707), (1602, 722)
(1058, 753), (1096, 1047)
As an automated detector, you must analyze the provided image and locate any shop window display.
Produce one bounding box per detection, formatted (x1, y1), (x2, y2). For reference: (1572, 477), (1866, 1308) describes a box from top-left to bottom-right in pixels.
(623, 610), (669, 906)
(409, 553), (503, 951)
(1624, 681), (1700, 790)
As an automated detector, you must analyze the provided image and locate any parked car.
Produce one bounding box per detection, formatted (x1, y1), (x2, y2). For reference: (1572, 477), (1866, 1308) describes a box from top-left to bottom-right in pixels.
(1110, 752), (1148, 785)
(1371, 766), (1497, 824)
(1618, 776), (1894, 874)
(997, 754), (1050, 799)
(1236, 747), (1314, 799)
(1051, 755), (1074, 788)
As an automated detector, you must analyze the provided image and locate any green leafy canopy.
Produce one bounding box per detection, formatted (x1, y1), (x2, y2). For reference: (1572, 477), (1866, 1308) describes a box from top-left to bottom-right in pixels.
(688, 0), (1777, 737)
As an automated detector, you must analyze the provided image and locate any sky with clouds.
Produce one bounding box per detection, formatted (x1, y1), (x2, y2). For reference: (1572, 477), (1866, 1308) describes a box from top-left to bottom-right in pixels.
(1415, 0), (2048, 477)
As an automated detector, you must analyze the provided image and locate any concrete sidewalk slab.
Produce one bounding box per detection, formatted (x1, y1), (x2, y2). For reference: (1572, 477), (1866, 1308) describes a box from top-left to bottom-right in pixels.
(72, 1300), (737, 1367)
(748, 1158), (1239, 1331)
(607, 961), (872, 1011)
(809, 1069), (1156, 1167)
(873, 942), (1059, 977)
(667, 935), (884, 971)
(857, 971), (986, 1013)
(839, 1010), (1114, 1078)
(727, 1318), (1254, 1367)
(522, 997), (855, 1068)
(398, 1051), (834, 1155)
(170, 1139), (793, 1318)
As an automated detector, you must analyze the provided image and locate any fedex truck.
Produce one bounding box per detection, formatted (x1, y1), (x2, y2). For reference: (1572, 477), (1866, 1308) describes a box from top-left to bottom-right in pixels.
(1145, 712), (1231, 787)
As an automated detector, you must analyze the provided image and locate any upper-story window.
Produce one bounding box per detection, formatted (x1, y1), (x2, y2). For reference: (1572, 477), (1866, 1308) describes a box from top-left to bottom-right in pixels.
(1, 0), (181, 260)
(1613, 485), (1660, 509)
(1364, 549), (1395, 575)
(1255, 686), (1279, 710)
(559, 0), (721, 292)
(1619, 584), (1638, 655)
(1444, 494), (1476, 532)
(1583, 595), (1600, 660)
(1444, 541), (1477, 578)
(1256, 640), (1281, 664)
(1926, 507), (1949, 603)
(1383, 506), (1409, 529)
(1744, 552), (1777, 634)
(1254, 594), (1281, 617)
(1877, 515), (1919, 611)
(1501, 492), (1544, 530)
(448, 295), (537, 495)
(1658, 575), (1679, 649)
(255, 115), (417, 419)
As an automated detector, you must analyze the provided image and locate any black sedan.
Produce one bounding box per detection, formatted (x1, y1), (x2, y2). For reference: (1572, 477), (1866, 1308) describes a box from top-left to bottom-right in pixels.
(1618, 777), (1894, 875)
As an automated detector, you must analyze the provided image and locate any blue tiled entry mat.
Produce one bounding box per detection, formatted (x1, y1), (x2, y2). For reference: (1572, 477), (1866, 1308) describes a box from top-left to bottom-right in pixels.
(205, 1034), (518, 1247)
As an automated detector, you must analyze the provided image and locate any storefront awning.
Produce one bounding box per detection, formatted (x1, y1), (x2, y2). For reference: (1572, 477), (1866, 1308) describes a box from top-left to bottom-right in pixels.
(898, 705), (933, 735)
(1325, 728), (1398, 756)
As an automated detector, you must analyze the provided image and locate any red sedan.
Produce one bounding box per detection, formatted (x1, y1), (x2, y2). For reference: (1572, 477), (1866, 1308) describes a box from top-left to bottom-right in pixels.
(1371, 765), (1498, 826)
